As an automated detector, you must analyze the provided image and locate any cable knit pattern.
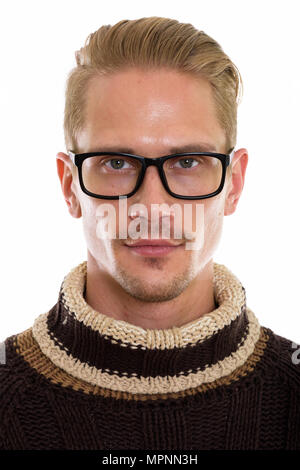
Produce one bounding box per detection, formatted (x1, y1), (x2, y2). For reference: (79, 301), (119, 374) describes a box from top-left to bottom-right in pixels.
(0, 260), (300, 450)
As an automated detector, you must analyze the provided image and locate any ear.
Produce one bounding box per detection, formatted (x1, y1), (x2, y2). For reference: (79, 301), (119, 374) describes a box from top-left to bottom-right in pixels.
(224, 148), (248, 216)
(56, 152), (82, 218)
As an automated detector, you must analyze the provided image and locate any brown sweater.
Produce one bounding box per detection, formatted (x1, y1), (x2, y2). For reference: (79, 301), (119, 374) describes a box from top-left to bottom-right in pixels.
(0, 260), (299, 450)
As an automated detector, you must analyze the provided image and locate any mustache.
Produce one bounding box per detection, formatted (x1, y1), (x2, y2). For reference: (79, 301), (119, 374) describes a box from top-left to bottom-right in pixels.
(124, 212), (198, 242)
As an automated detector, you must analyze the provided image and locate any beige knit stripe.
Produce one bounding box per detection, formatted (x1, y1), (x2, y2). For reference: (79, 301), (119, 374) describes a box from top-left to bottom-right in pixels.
(32, 307), (260, 395)
(16, 326), (269, 401)
(59, 261), (246, 349)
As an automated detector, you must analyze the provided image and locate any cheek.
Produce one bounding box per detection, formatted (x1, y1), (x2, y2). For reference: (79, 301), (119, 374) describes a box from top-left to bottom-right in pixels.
(183, 199), (224, 238)
(81, 199), (97, 226)
(81, 199), (116, 245)
(203, 197), (225, 249)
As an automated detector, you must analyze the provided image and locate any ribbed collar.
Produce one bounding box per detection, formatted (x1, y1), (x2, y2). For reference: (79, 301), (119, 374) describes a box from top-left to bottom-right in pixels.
(32, 261), (261, 395)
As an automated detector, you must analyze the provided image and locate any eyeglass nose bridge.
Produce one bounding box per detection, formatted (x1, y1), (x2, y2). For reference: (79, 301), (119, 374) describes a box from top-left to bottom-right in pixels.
(136, 156), (169, 195)
(144, 156), (164, 168)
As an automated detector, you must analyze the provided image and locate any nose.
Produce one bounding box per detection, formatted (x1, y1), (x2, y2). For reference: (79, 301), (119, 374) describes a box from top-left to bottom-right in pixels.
(133, 164), (170, 205)
(128, 163), (184, 240)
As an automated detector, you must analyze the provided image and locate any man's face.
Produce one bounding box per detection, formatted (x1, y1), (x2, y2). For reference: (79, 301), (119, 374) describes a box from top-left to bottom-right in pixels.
(58, 68), (246, 303)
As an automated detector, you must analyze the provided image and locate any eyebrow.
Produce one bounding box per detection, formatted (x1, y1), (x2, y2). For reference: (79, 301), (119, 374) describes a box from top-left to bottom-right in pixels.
(88, 142), (218, 155)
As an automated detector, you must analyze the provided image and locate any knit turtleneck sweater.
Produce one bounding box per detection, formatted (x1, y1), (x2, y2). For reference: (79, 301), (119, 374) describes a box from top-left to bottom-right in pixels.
(0, 261), (299, 450)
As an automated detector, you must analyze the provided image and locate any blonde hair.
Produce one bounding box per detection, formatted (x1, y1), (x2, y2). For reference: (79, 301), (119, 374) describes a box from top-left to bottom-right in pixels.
(63, 16), (242, 159)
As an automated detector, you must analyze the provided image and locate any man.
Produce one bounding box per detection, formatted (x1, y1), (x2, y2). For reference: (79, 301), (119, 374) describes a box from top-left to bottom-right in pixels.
(0, 16), (299, 451)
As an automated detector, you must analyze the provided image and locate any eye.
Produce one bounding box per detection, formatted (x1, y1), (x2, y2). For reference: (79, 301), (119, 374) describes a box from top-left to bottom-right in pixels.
(173, 157), (201, 169)
(104, 158), (133, 170)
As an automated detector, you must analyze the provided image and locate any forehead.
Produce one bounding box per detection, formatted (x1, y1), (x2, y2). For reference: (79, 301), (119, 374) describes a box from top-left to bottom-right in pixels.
(80, 68), (226, 152)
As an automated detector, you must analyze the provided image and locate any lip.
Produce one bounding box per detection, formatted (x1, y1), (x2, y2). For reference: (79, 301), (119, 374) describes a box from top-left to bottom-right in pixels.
(125, 240), (182, 247)
(124, 240), (183, 257)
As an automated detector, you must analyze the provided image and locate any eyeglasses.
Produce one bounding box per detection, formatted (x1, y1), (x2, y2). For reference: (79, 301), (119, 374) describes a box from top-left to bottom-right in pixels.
(68, 149), (234, 200)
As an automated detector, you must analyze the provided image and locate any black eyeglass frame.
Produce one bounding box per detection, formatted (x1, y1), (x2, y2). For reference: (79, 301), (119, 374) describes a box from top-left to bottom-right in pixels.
(68, 149), (235, 200)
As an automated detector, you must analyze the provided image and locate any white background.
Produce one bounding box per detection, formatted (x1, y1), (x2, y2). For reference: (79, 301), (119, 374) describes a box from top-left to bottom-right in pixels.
(0, 0), (299, 342)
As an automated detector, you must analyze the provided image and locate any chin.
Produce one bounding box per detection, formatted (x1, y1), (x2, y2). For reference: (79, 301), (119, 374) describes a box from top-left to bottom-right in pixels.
(120, 283), (185, 303)
(114, 260), (192, 303)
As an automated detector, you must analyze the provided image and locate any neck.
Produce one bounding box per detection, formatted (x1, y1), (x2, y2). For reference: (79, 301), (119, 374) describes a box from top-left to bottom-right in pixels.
(84, 252), (217, 330)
